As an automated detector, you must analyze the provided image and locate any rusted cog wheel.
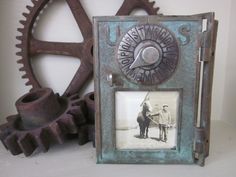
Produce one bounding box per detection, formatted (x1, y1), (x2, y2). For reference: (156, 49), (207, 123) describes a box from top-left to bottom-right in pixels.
(16, 0), (159, 97)
(16, 0), (93, 97)
(0, 88), (88, 156)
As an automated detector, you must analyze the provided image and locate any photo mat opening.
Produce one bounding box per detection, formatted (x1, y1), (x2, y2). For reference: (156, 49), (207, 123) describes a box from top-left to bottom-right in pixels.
(115, 91), (180, 150)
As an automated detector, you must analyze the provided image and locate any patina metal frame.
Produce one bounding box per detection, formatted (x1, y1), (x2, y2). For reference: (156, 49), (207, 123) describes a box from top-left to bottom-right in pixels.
(94, 13), (217, 166)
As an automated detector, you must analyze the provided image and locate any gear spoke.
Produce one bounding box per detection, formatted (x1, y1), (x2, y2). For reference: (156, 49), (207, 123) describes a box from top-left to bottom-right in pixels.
(117, 0), (159, 15)
(64, 62), (93, 96)
(116, 0), (136, 15)
(30, 38), (84, 58)
(66, 0), (92, 39)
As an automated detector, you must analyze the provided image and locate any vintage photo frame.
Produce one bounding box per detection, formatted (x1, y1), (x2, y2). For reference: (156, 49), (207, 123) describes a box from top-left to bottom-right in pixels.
(94, 13), (217, 166)
(115, 89), (182, 150)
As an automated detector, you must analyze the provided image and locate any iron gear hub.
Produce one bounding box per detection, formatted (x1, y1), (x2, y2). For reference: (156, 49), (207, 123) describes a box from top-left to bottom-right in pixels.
(0, 88), (89, 156)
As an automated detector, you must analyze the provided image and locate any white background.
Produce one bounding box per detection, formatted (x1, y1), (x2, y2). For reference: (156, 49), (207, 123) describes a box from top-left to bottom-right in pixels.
(0, 1), (235, 124)
(0, 1), (236, 177)
(0, 0), (235, 126)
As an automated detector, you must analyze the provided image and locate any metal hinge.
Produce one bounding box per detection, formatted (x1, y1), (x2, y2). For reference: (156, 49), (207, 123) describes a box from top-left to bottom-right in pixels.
(200, 30), (214, 62)
(194, 127), (207, 166)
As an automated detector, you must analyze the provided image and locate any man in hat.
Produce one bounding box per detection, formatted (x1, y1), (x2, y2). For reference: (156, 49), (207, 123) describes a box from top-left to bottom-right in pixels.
(157, 104), (171, 142)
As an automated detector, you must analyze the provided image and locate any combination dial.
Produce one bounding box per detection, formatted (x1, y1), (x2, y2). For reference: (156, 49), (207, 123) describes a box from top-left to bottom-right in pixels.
(117, 24), (179, 85)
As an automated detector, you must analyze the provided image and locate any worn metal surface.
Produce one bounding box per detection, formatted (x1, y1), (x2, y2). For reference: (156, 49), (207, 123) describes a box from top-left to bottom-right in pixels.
(16, 0), (159, 96)
(198, 15), (218, 165)
(94, 14), (217, 165)
(78, 92), (96, 146)
(0, 89), (95, 156)
(117, 24), (179, 85)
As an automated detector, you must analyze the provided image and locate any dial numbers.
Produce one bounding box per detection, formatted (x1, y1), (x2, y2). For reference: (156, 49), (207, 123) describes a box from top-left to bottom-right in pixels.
(117, 24), (179, 85)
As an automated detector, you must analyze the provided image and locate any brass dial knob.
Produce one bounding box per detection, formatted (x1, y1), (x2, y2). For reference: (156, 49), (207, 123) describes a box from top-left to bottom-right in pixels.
(117, 24), (179, 85)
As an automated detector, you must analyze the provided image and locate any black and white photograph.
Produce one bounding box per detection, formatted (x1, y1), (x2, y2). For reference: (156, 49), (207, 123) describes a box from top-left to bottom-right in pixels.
(115, 91), (180, 150)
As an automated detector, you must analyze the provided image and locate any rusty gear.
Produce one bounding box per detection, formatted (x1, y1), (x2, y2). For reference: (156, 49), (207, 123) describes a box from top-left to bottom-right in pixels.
(16, 0), (159, 97)
(0, 0), (159, 156)
(0, 88), (90, 156)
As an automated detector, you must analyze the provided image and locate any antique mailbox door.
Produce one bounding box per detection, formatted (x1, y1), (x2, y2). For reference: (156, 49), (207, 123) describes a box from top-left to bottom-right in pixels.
(94, 14), (216, 165)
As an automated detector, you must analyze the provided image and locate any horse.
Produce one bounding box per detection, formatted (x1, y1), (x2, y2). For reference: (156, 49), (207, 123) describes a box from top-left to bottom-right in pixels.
(137, 111), (152, 138)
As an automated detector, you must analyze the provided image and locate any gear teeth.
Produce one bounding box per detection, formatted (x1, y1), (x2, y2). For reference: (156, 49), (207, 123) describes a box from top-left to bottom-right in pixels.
(68, 106), (81, 115)
(16, 43), (23, 48)
(19, 20), (26, 25)
(22, 12), (29, 18)
(35, 130), (50, 152)
(22, 74), (28, 79)
(25, 80), (32, 86)
(0, 116), (20, 151)
(4, 134), (22, 155)
(49, 123), (65, 144)
(77, 125), (95, 146)
(58, 115), (78, 134)
(26, 5), (33, 11)
(78, 125), (89, 145)
(71, 99), (83, 106)
(17, 59), (24, 64)
(0, 124), (10, 149)
(69, 94), (80, 101)
(21, 74), (28, 79)
(0, 91), (95, 156)
(19, 67), (26, 72)
(17, 28), (24, 33)
(154, 7), (160, 12)
(6, 115), (19, 123)
(17, 134), (37, 156)
(68, 106), (86, 125)
(31, 0), (38, 5)
(16, 51), (23, 56)
(16, 36), (23, 41)
(149, 1), (155, 6)
(0, 124), (7, 132)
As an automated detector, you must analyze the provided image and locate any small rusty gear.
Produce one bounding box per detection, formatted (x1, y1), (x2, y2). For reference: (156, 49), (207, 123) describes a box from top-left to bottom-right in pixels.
(0, 88), (90, 156)
(16, 0), (159, 97)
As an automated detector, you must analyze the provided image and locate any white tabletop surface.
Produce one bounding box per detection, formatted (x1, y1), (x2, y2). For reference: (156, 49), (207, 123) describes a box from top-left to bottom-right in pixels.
(0, 120), (235, 177)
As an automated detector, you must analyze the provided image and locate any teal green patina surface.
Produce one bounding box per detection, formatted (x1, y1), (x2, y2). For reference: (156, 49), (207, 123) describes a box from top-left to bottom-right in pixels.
(94, 14), (215, 165)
